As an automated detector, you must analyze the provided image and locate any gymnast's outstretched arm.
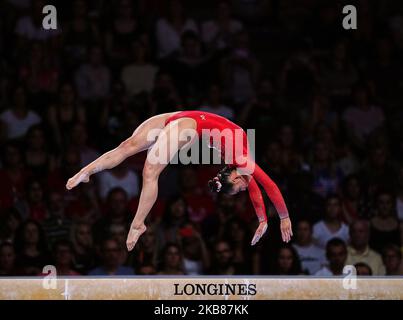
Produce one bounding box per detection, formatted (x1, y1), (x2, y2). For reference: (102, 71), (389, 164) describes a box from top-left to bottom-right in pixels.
(248, 177), (268, 246)
(251, 164), (293, 243)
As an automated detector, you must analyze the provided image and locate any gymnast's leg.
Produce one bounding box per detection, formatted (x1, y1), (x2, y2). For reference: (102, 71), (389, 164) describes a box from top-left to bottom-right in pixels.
(66, 113), (172, 190)
(126, 118), (196, 251)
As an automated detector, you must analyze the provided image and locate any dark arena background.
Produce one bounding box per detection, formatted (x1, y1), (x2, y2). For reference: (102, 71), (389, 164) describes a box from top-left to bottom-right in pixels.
(0, 0), (402, 301)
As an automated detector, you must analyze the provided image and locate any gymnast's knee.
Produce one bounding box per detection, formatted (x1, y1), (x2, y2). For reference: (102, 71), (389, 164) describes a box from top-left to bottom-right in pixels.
(142, 162), (160, 182)
(118, 139), (137, 156)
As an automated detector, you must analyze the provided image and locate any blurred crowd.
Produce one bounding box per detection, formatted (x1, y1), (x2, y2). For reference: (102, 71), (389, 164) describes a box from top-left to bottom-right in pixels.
(0, 0), (402, 276)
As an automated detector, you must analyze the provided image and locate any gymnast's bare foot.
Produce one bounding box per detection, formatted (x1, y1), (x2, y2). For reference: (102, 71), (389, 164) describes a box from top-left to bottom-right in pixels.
(126, 223), (147, 251)
(66, 170), (90, 190)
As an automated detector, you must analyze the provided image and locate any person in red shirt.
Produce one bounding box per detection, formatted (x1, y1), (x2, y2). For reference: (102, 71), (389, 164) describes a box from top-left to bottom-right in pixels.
(66, 111), (292, 251)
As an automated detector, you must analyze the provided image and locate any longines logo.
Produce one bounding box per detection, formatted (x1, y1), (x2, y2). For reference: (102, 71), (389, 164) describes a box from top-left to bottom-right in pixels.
(174, 283), (257, 296)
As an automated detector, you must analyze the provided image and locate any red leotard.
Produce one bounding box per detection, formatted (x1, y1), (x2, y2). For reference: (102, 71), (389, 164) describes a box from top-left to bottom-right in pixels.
(165, 111), (289, 221)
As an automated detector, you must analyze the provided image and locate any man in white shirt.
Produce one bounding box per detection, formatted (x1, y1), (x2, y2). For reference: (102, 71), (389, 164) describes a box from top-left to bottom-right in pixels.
(346, 219), (385, 275)
(0, 85), (41, 140)
(97, 165), (139, 200)
(293, 220), (326, 275)
(313, 195), (349, 249)
(315, 238), (347, 276)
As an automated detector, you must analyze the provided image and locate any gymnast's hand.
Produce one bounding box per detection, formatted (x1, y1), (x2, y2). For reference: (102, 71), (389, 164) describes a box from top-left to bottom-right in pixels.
(280, 217), (293, 243)
(251, 221), (268, 246)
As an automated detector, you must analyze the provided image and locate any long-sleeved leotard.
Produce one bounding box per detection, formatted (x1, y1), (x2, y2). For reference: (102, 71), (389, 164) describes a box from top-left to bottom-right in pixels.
(165, 110), (290, 222)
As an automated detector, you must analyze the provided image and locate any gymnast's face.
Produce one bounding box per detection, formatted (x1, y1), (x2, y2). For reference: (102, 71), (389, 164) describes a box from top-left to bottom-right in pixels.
(227, 171), (250, 195)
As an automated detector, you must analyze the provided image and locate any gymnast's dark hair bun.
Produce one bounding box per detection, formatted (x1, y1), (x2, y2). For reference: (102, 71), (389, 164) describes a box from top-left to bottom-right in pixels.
(207, 166), (235, 194)
(208, 178), (222, 193)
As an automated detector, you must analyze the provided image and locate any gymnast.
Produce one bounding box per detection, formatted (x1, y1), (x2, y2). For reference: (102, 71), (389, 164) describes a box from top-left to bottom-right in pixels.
(66, 111), (293, 251)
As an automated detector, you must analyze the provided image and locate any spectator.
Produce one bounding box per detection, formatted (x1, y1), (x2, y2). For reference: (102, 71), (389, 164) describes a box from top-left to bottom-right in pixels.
(238, 79), (278, 138)
(0, 243), (17, 276)
(201, 1), (243, 51)
(311, 142), (343, 198)
(93, 188), (131, 243)
(315, 238), (347, 276)
(221, 30), (260, 105)
(320, 40), (358, 102)
(104, 0), (142, 65)
(14, 0), (60, 45)
(121, 39), (158, 97)
(167, 31), (211, 101)
(181, 224), (210, 275)
(224, 218), (256, 274)
(368, 37), (402, 103)
(287, 171), (324, 224)
(151, 71), (182, 113)
(63, 0), (101, 66)
(42, 191), (71, 246)
(0, 84), (41, 140)
(279, 48), (318, 104)
(156, 195), (190, 248)
(24, 125), (56, 178)
(178, 166), (214, 224)
(108, 223), (128, 264)
(89, 238), (134, 275)
(293, 220), (326, 275)
(0, 142), (30, 209)
(342, 83), (385, 149)
(199, 84), (235, 120)
(346, 219), (385, 275)
(47, 83), (86, 151)
(157, 242), (185, 275)
(14, 220), (50, 275)
(208, 240), (242, 275)
(360, 144), (398, 197)
(155, 0), (198, 59)
(68, 123), (100, 167)
(271, 244), (303, 275)
(395, 164), (403, 221)
(382, 244), (403, 275)
(370, 191), (401, 253)
(300, 94), (339, 143)
(340, 174), (368, 224)
(132, 224), (159, 271)
(52, 240), (81, 276)
(137, 264), (157, 275)
(354, 262), (373, 276)
(74, 45), (111, 102)
(18, 41), (59, 96)
(0, 208), (22, 243)
(15, 179), (48, 222)
(202, 193), (236, 245)
(97, 163), (139, 200)
(70, 222), (96, 274)
(313, 195), (350, 249)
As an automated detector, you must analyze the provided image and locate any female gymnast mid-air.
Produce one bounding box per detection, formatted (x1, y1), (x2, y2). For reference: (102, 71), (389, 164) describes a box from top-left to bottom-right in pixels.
(66, 111), (293, 251)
